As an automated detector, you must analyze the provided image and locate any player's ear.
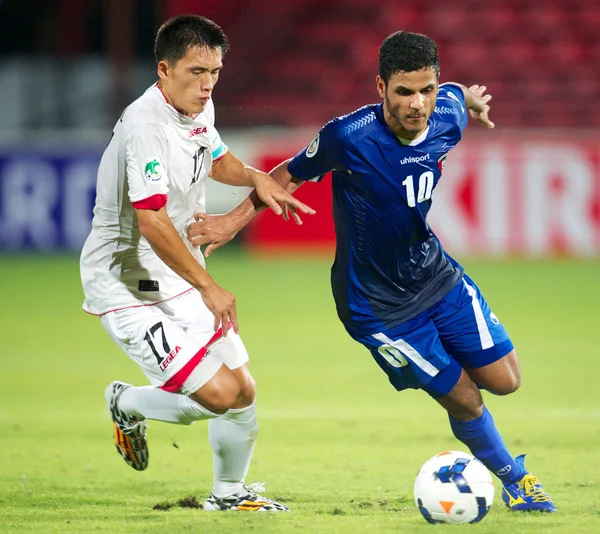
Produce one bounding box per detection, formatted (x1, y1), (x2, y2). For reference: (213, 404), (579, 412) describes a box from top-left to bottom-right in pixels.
(376, 75), (386, 99)
(157, 60), (170, 81)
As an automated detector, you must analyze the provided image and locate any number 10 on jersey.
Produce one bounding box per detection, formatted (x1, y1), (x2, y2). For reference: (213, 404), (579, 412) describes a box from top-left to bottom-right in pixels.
(402, 171), (434, 207)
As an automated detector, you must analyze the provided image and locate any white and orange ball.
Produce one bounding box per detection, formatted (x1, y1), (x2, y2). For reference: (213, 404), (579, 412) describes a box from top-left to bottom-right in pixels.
(414, 451), (494, 524)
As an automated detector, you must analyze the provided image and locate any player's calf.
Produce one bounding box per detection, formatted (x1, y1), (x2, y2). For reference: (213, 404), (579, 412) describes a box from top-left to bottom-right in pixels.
(437, 370), (537, 493)
(436, 369), (484, 421)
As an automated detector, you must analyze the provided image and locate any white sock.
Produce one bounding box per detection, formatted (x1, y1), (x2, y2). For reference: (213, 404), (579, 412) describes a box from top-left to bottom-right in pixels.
(209, 402), (259, 498)
(119, 386), (219, 424)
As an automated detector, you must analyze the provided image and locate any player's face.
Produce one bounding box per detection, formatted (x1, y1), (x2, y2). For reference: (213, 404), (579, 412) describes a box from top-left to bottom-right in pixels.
(377, 69), (438, 139)
(158, 46), (223, 116)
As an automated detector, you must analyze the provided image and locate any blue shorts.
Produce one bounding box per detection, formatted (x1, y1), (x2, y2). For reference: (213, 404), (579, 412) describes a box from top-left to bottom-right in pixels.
(351, 275), (514, 399)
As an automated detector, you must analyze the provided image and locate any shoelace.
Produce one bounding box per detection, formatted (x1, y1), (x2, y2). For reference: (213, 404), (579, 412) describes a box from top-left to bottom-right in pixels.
(520, 474), (551, 502)
(122, 420), (148, 441)
(244, 482), (266, 495)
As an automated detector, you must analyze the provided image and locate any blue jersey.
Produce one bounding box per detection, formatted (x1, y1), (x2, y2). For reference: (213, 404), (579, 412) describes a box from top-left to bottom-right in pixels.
(288, 84), (469, 336)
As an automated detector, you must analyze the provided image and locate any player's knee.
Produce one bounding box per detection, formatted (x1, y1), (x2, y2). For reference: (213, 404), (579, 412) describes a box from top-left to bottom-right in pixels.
(238, 374), (256, 407)
(512, 371), (522, 392)
(455, 378), (484, 420)
(510, 357), (522, 392)
(189, 367), (241, 414)
(502, 349), (521, 394)
(490, 357), (522, 396)
(211, 386), (240, 413)
(438, 372), (484, 421)
(229, 365), (257, 408)
(492, 373), (521, 396)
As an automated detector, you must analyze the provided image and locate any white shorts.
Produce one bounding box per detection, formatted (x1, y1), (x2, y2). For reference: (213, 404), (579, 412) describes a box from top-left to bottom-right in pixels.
(101, 290), (249, 395)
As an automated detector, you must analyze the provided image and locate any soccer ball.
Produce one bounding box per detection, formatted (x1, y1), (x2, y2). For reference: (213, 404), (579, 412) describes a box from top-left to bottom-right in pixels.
(414, 451), (494, 524)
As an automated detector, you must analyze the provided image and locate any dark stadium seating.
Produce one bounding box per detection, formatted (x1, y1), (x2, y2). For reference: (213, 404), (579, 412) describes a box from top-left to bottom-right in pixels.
(213, 0), (599, 128)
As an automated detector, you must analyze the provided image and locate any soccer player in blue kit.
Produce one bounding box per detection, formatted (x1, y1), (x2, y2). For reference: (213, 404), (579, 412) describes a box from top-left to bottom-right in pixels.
(187, 31), (555, 512)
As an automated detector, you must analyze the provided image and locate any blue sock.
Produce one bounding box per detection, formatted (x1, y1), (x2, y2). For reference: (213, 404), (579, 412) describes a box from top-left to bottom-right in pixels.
(449, 406), (526, 485)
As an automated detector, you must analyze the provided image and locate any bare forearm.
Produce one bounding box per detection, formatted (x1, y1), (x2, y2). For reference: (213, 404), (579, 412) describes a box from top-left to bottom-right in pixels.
(227, 159), (302, 225)
(138, 209), (213, 290)
(186, 158), (313, 254)
(210, 151), (260, 187)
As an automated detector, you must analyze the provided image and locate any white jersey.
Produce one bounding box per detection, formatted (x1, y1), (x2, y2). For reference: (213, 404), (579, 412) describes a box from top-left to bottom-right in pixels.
(80, 84), (228, 315)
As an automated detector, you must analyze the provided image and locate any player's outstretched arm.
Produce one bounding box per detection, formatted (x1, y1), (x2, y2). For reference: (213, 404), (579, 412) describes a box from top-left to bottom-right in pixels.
(210, 151), (314, 217)
(443, 83), (495, 129)
(189, 159), (303, 256)
(136, 206), (238, 335)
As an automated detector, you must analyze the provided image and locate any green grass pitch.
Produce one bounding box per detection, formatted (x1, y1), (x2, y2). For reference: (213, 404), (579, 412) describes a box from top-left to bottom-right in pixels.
(1, 252), (599, 533)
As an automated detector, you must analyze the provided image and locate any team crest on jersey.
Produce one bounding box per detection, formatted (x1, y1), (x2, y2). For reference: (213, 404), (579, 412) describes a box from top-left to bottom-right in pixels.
(437, 154), (447, 173)
(306, 134), (320, 158)
(144, 159), (162, 181)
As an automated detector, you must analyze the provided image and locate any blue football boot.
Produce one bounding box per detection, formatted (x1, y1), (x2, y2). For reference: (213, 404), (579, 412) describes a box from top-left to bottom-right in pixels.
(502, 454), (556, 512)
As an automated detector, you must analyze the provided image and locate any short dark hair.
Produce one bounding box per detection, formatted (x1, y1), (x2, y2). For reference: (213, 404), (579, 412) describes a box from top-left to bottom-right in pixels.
(154, 15), (230, 64)
(378, 31), (440, 83)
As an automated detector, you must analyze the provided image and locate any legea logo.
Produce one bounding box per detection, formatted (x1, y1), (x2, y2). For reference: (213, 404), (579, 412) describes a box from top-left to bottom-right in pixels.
(188, 126), (208, 138)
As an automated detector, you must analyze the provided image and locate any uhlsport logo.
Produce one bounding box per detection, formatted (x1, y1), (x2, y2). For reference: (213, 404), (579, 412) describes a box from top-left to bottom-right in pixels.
(145, 159), (162, 181)
(306, 134), (320, 158)
(400, 154), (430, 165)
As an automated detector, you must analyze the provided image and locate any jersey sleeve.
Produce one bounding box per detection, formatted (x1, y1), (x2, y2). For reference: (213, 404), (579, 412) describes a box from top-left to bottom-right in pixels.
(203, 100), (228, 161)
(124, 123), (170, 210)
(287, 121), (340, 183)
(209, 128), (228, 161)
(436, 83), (468, 131)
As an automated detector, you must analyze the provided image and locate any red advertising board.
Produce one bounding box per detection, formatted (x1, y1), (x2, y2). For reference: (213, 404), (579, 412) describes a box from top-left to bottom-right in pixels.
(246, 137), (600, 256)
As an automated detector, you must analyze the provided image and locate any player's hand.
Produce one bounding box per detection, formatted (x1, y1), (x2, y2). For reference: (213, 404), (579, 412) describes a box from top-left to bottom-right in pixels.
(251, 171), (315, 220)
(467, 85), (495, 129)
(199, 281), (238, 336)
(188, 213), (239, 257)
(281, 204), (304, 225)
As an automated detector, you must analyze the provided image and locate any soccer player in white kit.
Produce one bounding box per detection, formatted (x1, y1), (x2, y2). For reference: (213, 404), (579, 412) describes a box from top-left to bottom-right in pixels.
(80, 15), (313, 512)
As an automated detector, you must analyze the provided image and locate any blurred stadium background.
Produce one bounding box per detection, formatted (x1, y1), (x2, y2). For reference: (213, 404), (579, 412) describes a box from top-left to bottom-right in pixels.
(1, 1), (599, 532)
(1, 0), (599, 254)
